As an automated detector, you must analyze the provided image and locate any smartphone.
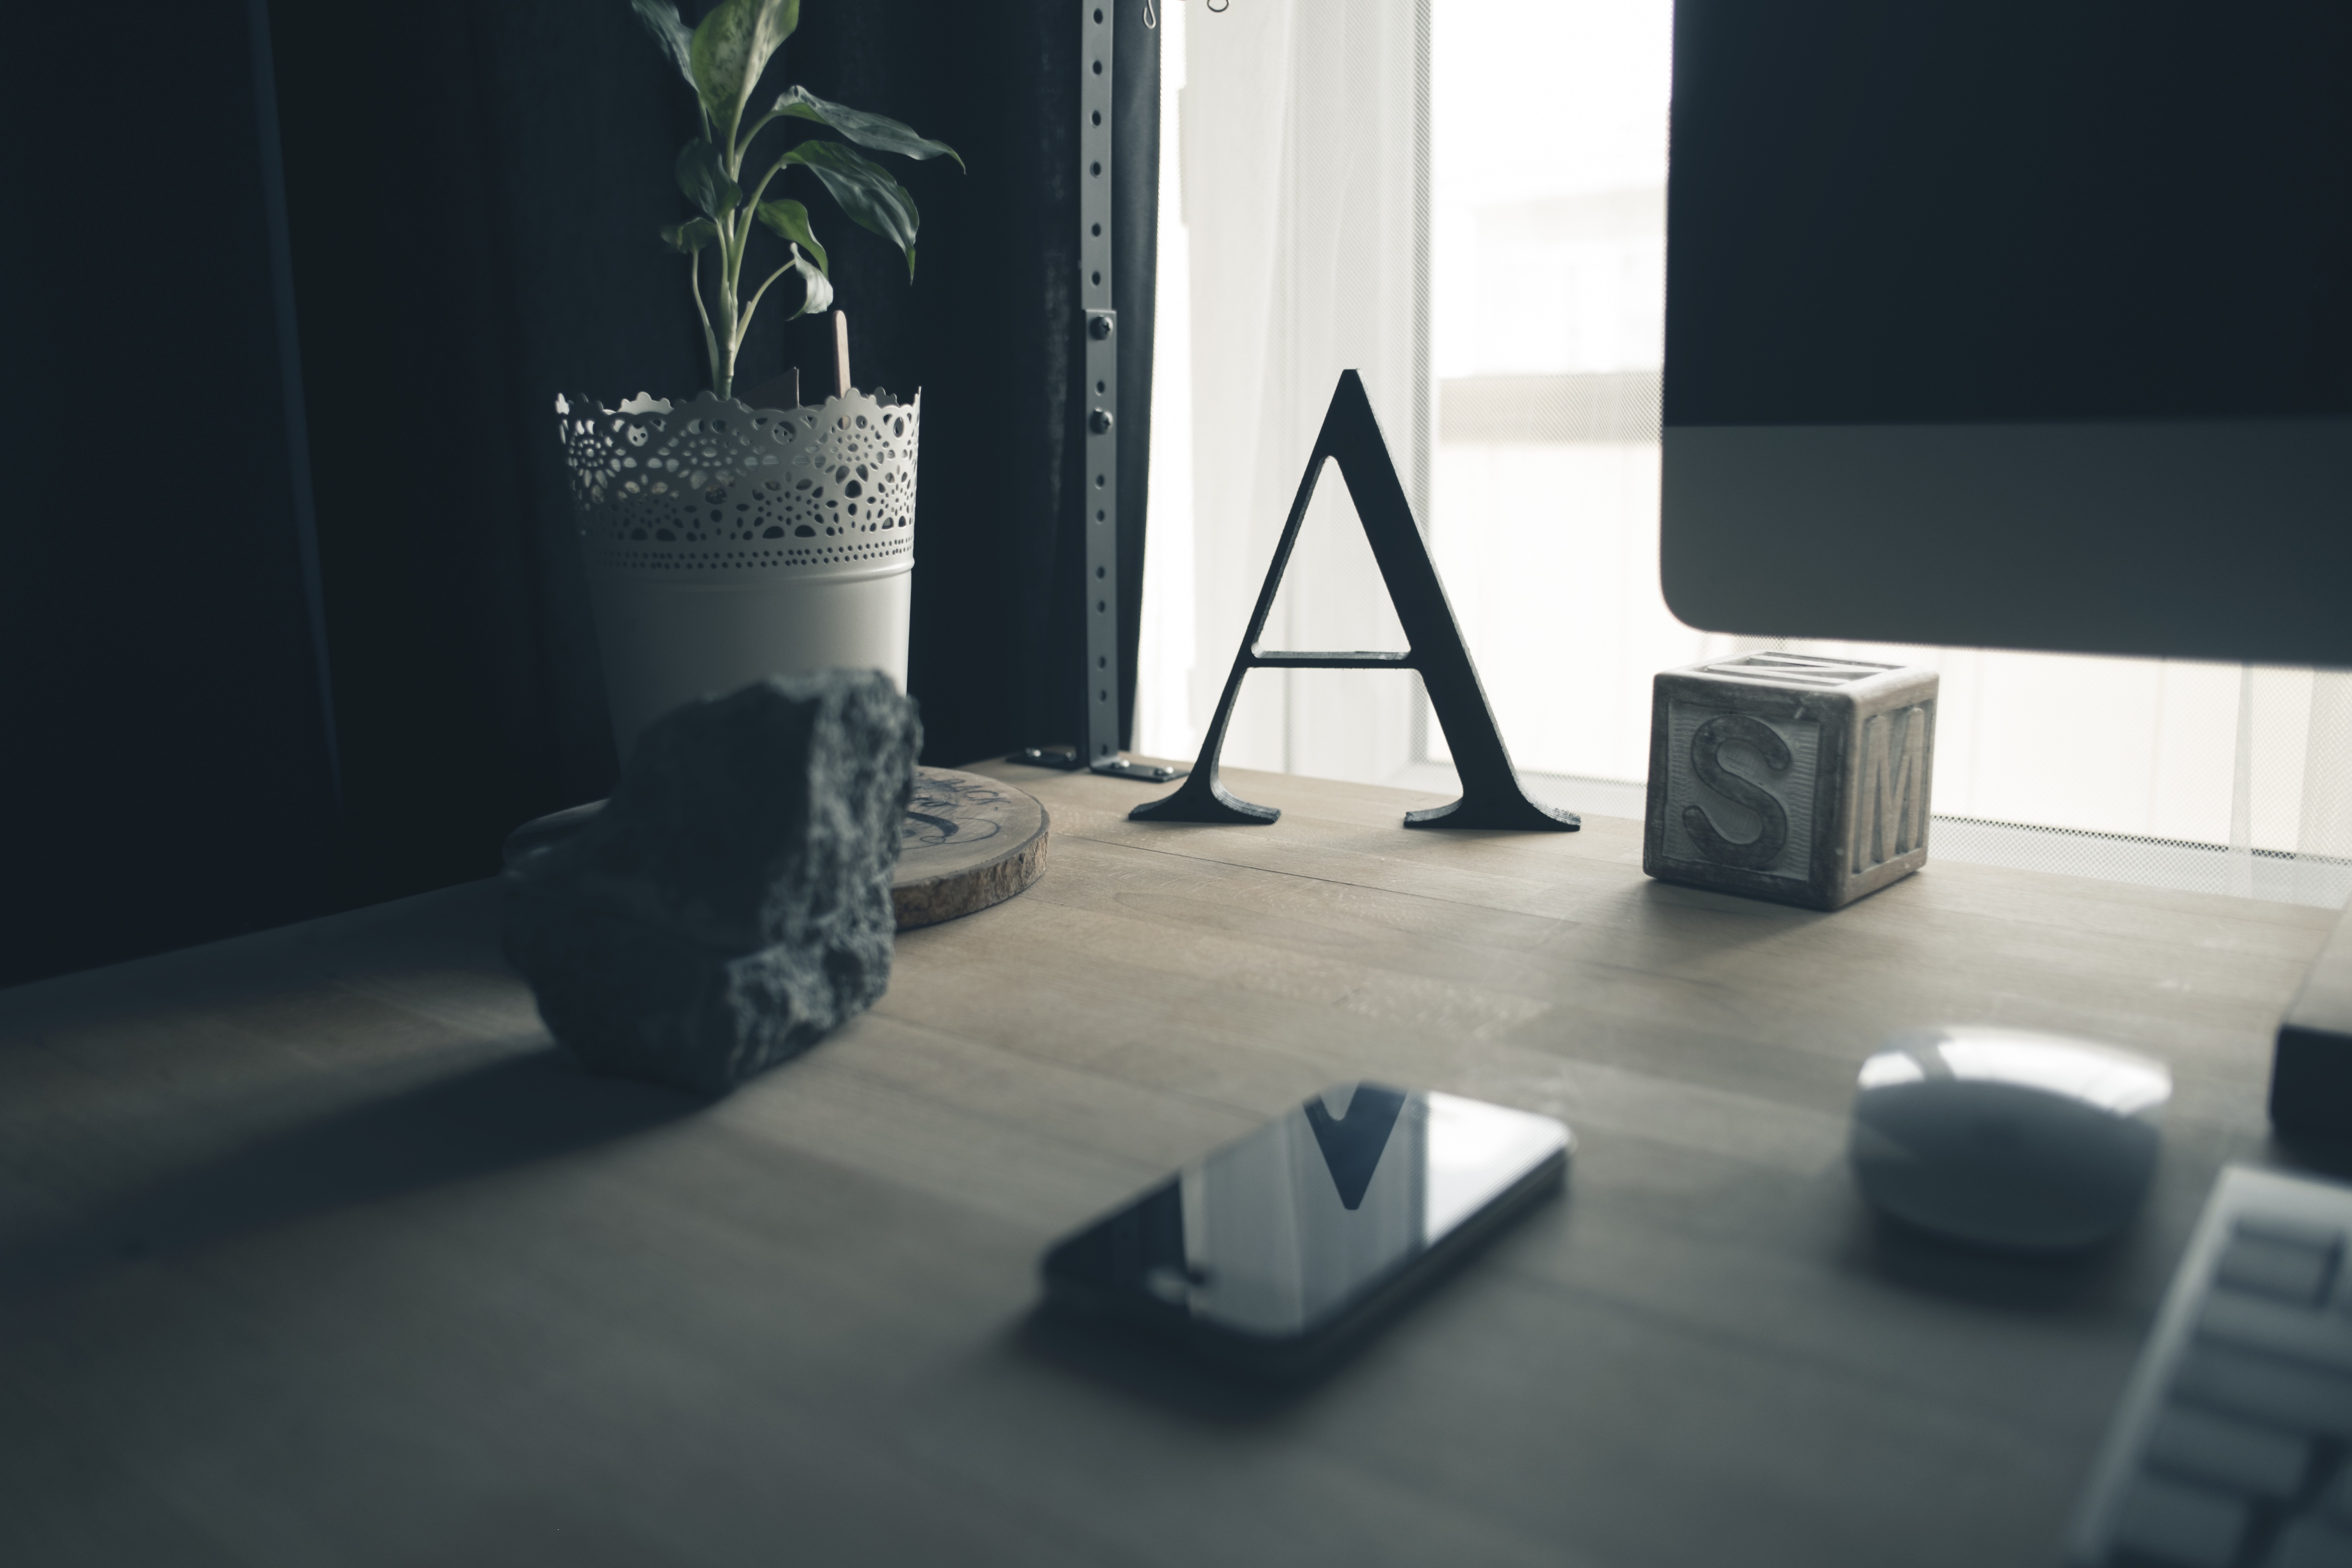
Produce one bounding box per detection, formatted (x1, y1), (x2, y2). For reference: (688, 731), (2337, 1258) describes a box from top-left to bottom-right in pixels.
(1040, 1083), (1572, 1376)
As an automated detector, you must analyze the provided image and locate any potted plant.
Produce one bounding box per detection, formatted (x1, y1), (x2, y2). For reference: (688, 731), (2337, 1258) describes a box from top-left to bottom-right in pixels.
(558, 0), (961, 758)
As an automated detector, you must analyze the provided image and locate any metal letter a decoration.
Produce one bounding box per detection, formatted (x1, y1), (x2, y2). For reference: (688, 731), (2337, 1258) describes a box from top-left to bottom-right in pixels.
(1131, 371), (1578, 832)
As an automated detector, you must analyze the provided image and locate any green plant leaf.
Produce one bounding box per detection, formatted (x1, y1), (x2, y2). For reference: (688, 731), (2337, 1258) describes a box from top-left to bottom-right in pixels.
(782, 140), (921, 279)
(675, 138), (740, 220)
(689, 0), (800, 146)
(785, 247), (833, 320)
(737, 243), (833, 349)
(660, 218), (719, 252)
(628, 0), (696, 90)
(772, 86), (966, 171)
(755, 199), (828, 274)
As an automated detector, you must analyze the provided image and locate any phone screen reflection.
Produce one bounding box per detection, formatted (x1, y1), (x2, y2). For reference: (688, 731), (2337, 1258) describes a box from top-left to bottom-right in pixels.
(1054, 1083), (1569, 1342)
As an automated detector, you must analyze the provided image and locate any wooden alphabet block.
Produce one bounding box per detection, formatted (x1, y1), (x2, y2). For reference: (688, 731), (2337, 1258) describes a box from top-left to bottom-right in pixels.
(1643, 652), (1939, 910)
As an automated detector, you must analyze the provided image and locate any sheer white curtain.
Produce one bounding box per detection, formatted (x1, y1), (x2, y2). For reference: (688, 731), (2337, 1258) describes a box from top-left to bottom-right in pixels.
(1142, 0), (2352, 908)
(1139, 0), (1429, 782)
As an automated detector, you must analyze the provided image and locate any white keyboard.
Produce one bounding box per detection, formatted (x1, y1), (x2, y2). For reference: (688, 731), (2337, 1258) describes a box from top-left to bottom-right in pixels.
(2070, 1165), (2352, 1568)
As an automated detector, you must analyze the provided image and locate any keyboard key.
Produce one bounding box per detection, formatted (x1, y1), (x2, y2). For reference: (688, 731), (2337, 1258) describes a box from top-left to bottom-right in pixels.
(2173, 1343), (2352, 1439)
(2239, 1215), (2349, 1254)
(2202, 1291), (2352, 1377)
(2112, 1473), (2250, 1568)
(2266, 1516), (2352, 1568)
(2069, 1171), (2352, 1568)
(2218, 1229), (2338, 1306)
(2144, 1404), (2312, 1497)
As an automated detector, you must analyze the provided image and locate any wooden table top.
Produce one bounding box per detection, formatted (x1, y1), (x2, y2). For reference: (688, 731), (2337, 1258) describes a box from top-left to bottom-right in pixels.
(0, 762), (2336, 1568)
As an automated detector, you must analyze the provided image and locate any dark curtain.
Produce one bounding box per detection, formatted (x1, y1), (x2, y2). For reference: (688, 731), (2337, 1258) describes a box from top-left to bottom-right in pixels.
(0, 0), (340, 987)
(278, 0), (1159, 909)
(2, 0), (1157, 986)
(273, 2), (704, 910)
(766, 0), (1157, 771)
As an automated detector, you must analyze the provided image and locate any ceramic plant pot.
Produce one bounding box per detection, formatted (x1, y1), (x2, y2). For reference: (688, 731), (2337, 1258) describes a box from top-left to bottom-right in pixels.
(557, 385), (920, 759)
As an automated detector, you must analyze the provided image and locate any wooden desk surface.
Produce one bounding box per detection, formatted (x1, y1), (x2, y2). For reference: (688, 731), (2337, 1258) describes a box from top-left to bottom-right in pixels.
(0, 764), (2337, 1568)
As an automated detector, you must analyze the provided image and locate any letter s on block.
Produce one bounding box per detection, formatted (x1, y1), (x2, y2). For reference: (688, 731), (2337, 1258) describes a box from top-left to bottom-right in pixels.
(1683, 714), (1791, 870)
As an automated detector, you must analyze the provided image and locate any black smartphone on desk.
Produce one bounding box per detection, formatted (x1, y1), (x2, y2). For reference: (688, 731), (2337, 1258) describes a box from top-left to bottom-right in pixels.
(1041, 1084), (1572, 1376)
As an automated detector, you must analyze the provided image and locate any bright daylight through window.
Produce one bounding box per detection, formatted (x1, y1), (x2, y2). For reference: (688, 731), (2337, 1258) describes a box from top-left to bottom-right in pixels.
(1139, 0), (2352, 906)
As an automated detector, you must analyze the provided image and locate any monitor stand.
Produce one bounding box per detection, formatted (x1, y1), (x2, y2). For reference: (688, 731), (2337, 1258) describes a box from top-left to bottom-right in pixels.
(2273, 902), (2352, 1144)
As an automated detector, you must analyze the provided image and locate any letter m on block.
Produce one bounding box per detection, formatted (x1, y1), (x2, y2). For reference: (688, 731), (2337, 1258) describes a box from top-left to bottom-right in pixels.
(1853, 705), (1930, 870)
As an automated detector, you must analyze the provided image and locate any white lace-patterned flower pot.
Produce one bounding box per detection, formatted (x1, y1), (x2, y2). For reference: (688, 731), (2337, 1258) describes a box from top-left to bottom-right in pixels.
(557, 386), (919, 758)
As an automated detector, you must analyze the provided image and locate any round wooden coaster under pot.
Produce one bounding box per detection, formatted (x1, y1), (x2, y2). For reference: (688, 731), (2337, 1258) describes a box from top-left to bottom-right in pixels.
(501, 767), (1048, 931)
(892, 769), (1049, 929)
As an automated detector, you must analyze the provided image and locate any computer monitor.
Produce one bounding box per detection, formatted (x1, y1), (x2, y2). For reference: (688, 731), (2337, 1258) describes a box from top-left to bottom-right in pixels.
(1659, 0), (2351, 668)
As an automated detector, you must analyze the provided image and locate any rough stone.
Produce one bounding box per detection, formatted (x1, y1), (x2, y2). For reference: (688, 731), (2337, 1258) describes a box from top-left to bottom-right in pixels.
(1643, 652), (1939, 911)
(504, 671), (922, 1092)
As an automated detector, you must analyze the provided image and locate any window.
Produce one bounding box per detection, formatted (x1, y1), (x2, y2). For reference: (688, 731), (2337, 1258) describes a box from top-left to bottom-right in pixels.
(1142, 0), (2352, 907)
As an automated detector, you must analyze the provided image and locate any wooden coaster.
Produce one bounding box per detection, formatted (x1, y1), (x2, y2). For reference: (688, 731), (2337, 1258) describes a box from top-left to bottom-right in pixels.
(501, 769), (1048, 931)
(894, 769), (1049, 929)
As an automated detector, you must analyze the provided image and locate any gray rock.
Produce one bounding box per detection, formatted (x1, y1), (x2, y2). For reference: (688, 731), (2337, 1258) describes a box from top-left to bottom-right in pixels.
(504, 671), (922, 1092)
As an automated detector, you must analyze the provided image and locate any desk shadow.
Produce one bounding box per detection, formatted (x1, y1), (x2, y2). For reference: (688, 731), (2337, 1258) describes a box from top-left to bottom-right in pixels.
(1629, 877), (1835, 952)
(1010, 1306), (1319, 1426)
(2, 1049), (701, 1295)
(1848, 1206), (2137, 1313)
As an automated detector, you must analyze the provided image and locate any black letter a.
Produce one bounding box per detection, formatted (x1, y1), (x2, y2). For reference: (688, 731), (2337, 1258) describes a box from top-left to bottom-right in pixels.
(1130, 372), (1576, 832)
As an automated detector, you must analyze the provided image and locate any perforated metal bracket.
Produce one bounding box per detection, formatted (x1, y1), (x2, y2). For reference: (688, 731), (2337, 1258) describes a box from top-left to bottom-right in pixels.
(1007, 3), (1188, 787)
(1009, 744), (1184, 783)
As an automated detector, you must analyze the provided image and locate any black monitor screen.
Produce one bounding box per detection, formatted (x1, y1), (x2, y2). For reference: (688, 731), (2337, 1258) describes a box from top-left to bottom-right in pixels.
(1662, 1), (2352, 663)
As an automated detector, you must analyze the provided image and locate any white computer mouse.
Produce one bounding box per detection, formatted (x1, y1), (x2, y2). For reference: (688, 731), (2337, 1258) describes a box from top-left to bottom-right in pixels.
(1849, 1027), (2171, 1252)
